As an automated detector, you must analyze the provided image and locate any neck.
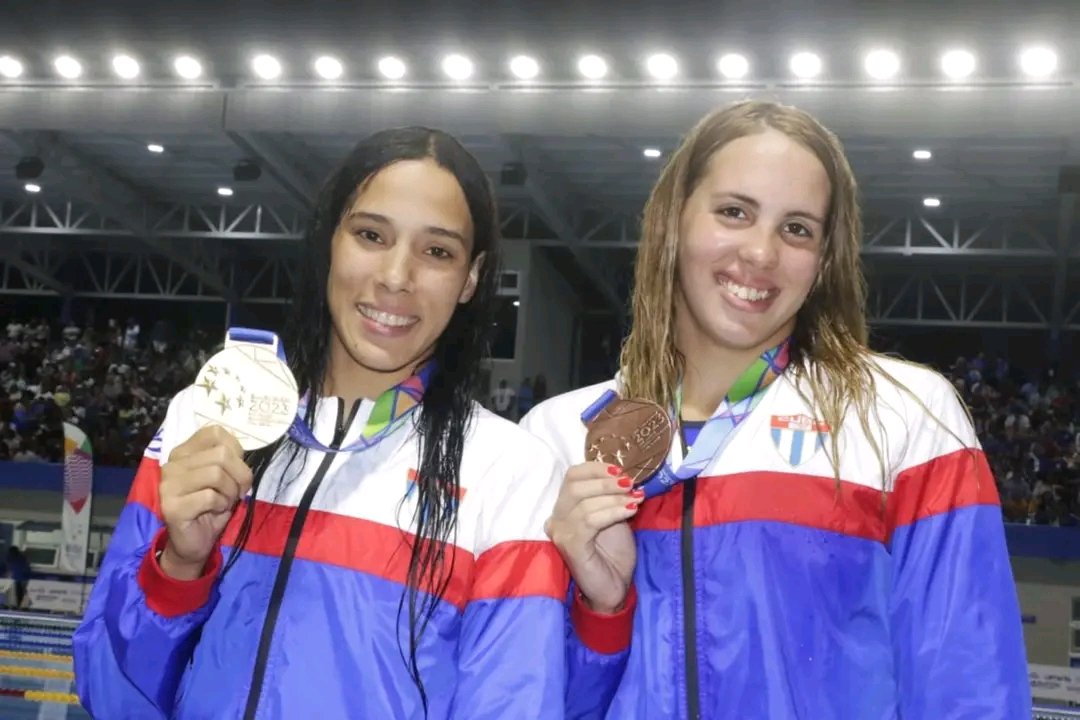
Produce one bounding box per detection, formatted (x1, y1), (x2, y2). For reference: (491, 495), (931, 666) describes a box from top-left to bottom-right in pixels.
(323, 343), (418, 407)
(676, 325), (790, 423)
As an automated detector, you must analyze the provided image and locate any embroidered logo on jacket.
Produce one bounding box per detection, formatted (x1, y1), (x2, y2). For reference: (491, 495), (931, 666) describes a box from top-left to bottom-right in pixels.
(404, 469), (467, 503)
(770, 415), (830, 467)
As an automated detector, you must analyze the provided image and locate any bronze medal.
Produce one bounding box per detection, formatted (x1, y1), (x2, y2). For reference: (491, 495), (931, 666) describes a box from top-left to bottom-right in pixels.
(584, 397), (674, 486)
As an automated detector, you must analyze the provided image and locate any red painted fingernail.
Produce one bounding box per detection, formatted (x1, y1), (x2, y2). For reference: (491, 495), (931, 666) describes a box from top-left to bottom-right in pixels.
(626, 502), (640, 510)
(617, 477), (632, 488)
(607, 465), (622, 476)
(630, 488), (644, 497)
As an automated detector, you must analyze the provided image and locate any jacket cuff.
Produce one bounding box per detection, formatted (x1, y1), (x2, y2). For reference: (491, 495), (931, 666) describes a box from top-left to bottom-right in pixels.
(570, 584), (637, 655)
(137, 527), (221, 618)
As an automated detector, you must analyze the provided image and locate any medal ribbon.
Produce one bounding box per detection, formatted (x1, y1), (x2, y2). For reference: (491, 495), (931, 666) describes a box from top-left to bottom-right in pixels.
(226, 328), (432, 454)
(583, 337), (790, 499)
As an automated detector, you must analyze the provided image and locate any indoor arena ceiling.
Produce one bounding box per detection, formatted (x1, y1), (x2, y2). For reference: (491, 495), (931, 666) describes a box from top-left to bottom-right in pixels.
(0, 0), (1078, 316)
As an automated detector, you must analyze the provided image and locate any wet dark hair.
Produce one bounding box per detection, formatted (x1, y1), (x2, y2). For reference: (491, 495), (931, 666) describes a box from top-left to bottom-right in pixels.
(225, 127), (499, 714)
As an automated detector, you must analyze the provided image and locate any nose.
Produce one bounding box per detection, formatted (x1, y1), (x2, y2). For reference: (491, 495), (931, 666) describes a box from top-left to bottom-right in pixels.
(375, 242), (415, 293)
(737, 224), (781, 271)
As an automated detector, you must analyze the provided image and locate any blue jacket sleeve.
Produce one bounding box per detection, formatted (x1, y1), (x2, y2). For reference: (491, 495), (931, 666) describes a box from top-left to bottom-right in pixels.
(73, 451), (223, 719)
(564, 585), (634, 719)
(887, 379), (1031, 719)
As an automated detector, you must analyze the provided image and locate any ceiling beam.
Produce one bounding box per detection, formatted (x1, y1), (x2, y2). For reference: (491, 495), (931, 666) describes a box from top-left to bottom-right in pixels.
(0, 130), (235, 301)
(225, 131), (322, 211)
(502, 135), (625, 316)
(1049, 181), (1076, 351)
(0, 247), (72, 296)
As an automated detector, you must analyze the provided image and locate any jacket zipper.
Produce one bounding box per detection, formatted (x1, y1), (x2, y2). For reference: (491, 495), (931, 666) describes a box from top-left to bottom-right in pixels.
(242, 398), (358, 720)
(680, 425), (701, 720)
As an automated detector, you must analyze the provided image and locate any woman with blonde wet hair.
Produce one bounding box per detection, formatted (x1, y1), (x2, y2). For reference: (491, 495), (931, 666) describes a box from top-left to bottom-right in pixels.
(524, 100), (1030, 718)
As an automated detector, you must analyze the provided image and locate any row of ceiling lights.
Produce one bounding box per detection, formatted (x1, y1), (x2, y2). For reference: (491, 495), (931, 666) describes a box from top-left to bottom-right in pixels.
(0, 46), (1063, 83)
(17, 145), (949, 208)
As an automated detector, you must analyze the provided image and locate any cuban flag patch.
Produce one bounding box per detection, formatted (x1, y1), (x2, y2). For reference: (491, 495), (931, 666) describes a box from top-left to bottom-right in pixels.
(770, 414), (830, 467)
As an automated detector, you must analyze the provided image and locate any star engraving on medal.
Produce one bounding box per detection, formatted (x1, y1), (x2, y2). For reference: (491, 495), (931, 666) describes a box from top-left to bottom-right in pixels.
(197, 377), (217, 396)
(206, 365), (218, 376)
(215, 394), (231, 414)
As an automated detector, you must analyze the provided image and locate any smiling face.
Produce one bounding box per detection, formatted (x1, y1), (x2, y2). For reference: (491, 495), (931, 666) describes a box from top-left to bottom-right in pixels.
(325, 158), (482, 393)
(674, 128), (830, 361)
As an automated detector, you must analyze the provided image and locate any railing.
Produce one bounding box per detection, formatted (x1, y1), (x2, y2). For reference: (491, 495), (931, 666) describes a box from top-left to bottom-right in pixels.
(1034, 707), (1080, 719)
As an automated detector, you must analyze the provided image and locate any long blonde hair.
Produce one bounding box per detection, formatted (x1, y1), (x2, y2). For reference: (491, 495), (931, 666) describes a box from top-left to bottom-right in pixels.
(619, 99), (890, 481)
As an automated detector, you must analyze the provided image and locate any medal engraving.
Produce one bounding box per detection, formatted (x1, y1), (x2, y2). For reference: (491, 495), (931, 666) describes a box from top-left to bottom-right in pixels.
(192, 344), (299, 451)
(584, 398), (674, 486)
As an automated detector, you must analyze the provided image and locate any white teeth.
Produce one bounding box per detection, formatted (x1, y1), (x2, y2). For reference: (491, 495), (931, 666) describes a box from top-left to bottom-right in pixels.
(358, 305), (416, 327)
(721, 279), (772, 302)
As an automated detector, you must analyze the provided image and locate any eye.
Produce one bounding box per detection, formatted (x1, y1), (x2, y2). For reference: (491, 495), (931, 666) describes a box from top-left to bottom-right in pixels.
(716, 206), (747, 220)
(355, 229), (382, 243)
(783, 222), (813, 239)
(426, 246), (454, 260)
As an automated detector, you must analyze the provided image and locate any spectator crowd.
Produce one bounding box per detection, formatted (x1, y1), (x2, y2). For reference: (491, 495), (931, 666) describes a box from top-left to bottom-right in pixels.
(1, 316), (1077, 526)
(0, 316), (213, 468)
(946, 354), (1080, 527)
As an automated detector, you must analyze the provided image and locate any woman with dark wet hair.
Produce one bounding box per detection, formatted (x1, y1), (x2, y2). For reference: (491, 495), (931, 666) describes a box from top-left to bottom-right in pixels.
(74, 127), (610, 719)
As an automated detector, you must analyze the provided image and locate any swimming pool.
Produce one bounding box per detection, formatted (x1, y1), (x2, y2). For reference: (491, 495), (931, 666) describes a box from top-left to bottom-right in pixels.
(0, 611), (88, 720)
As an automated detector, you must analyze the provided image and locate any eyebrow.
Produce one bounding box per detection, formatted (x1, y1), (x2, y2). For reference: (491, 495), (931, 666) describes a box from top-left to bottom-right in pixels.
(345, 210), (468, 244)
(712, 192), (826, 226)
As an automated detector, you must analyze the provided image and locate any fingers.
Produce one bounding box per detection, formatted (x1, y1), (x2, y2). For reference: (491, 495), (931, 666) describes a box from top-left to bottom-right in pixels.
(176, 445), (255, 497)
(554, 461), (640, 517)
(564, 461), (625, 484)
(168, 425), (244, 463)
(549, 458), (646, 540)
(166, 487), (234, 521)
(572, 493), (644, 532)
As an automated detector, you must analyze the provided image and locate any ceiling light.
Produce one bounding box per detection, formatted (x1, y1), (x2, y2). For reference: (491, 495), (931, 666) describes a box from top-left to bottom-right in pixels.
(577, 54), (608, 80)
(442, 54), (474, 80)
(646, 53), (678, 81)
(314, 56), (343, 80)
(643, 148), (662, 159)
(717, 53), (749, 79)
(251, 54), (282, 80)
(913, 149), (932, 160)
(0, 56), (24, 79)
(54, 55), (82, 80)
(112, 54), (140, 80)
(173, 55), (203, 80)
(923, 197), (941, 208)
(1019, 46), (1057, 78)
(789, 52), (822, 79)
(864, 50), (900, 80)
(24, 183), (41, 194)
(217, 187), (234, 197)
(509, 55), (539, 80)
(377, 56), (406, 80)
(147, 144), (164, 154)
(941, 49), (976, 79)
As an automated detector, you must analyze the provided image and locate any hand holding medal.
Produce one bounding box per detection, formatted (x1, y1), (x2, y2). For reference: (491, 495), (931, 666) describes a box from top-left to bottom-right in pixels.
(542, 389), (673, 615)
(158, 328), (298, 580)
(582, 390), (674, 487)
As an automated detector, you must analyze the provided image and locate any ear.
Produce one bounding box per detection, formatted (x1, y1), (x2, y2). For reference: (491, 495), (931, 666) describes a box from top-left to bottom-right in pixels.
(458, 252), (485, 305)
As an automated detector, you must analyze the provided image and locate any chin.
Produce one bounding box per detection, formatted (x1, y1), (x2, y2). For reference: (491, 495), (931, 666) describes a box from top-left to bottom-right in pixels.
(341, 336), (421, 374)
(710, 322), (783, 352)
